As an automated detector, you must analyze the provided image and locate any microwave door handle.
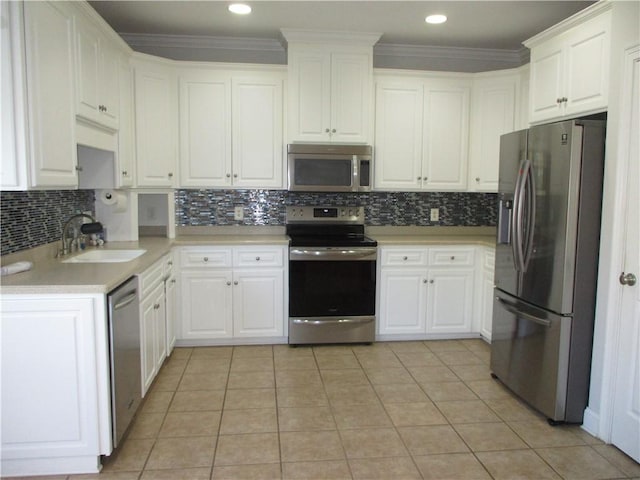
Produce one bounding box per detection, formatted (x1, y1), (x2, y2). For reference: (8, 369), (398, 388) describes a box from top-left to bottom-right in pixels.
(352, 155), (359, 192)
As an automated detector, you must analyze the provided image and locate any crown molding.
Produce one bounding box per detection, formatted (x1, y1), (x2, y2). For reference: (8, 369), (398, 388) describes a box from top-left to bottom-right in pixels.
(121, 33), (285, 53)
(280, 28), (382, 47)
(374, 43), (524, 65)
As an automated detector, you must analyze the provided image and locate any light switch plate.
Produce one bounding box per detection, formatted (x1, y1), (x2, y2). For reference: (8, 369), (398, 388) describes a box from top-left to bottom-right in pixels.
(430, 208), (439, 222)
(234, 206), (244, 221)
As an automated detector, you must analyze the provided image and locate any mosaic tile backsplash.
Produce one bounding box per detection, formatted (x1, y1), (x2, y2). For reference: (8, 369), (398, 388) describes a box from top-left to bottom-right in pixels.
(1, 190), (95, 256)
(176, 190), (497, 227)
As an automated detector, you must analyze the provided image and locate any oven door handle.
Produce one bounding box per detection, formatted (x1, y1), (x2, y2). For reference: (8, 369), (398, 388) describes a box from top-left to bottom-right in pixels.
(289, 248), (377, 261)
(291, 317), (374, 325)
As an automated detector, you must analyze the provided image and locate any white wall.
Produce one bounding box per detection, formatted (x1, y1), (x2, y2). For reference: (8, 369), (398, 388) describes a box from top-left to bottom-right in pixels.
(585, 0), (640, 439)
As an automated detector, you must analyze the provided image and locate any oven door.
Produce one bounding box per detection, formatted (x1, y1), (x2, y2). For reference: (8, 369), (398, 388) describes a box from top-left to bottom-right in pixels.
(288, 247), (376, 344)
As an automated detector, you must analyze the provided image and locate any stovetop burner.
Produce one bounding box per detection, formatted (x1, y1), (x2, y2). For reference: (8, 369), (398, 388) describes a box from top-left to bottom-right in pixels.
(285, 206), (377, 248)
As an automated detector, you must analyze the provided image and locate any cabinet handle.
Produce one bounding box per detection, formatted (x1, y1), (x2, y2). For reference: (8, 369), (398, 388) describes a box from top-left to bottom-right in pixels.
(75, 165), (83, 172)
(154, 303), (160, 309)
(234, 281), (239, 286)
(122, 170), (128, 176)
(203, 257), (209, 262)
(255, 256), (260, 261)
(171, 279), (176, 284)
(168, 261), (173, 266)
(562, 97), (568, 103)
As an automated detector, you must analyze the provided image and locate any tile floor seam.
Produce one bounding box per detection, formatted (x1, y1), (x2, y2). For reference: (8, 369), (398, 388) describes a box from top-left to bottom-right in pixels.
(209, 346), (232, 473)
(271, 346), (286, 479)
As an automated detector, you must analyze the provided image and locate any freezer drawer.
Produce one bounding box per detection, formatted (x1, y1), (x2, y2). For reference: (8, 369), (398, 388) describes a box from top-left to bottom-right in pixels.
(490, 289), (573, 422)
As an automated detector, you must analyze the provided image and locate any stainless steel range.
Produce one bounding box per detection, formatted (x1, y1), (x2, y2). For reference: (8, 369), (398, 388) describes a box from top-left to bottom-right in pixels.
(286, 206), (377, 345)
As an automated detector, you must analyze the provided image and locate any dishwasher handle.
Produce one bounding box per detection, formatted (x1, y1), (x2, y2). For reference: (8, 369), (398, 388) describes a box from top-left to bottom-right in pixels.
(113, 290), (138, 310)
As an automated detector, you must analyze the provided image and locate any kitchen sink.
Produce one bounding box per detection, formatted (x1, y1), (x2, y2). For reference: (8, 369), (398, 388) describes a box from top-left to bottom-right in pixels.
(62, 249), (146, 263)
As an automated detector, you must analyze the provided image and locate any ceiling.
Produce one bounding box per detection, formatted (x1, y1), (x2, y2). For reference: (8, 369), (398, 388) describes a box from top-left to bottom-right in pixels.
(89, 1), (594, 51)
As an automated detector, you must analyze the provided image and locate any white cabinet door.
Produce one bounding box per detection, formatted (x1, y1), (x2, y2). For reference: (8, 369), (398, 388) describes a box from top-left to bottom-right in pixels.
(468, 74), (517, 192)
(330, 53), (370, 143)
(233, 269), (284, 337)
(563, 11), (610, 118)
(75, 14), (119, 130)
(24, 1), (77, 188)
(529, 40), (565, 123)
(288, 50), (331, 142)
(154, 283), (167, 373)
(378, 268), (427, 335)
(374, 80), (424, 191)
(232, 75), (283, 188)
(180, 270), (233, 339)
(528, 9), (610, 124)
(134, 61), (176, 187)
(422, 80), (470, 191)
(1, 295), (103, 465)
(140, 288), (157, 395)
(480, 249), (495, 341)
(179, 71), (231, 187)
(117, 57), (134, 187)
(426, 268), (475, 334)
(165, 275), (177, 355)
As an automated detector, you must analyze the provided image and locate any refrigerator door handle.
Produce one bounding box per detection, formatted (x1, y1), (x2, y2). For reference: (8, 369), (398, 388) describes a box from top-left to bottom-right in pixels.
(512, 159), (527, 272)
(496, 297), (552, 327)
(522, 159), (537, 271)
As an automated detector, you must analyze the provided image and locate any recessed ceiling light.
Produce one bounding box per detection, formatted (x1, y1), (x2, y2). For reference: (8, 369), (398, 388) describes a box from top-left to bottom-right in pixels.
(425, 14), (447, 24)
(229, 3), (251, 15)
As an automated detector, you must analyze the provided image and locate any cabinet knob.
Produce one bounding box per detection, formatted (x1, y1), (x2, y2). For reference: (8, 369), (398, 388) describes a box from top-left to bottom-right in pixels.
(450, 256), (455, 260)
(203, 257), (209, 262)
(403, 256), (408, 261)
(325, 128), (330, 133)
(475, 177), (480, 182)
(75, 165), (83, 172)
(417, 176), (422, 181)
(331, 128), (336, 133)
(122, 170), (128, 176)
(430, 279), (434, 284)
(423, 279), (428, 283)
(226, 281), (231, 286)
(255, 256), (260, 261)
(168, 172), (173, 178)
(226, 173), (231, 178)
(233, 173), (238, 178)
(171, 279), (176, 284)
(154, 303), (160, 309)
(234, 281), (239, 286)
(168, 261), (173, 266)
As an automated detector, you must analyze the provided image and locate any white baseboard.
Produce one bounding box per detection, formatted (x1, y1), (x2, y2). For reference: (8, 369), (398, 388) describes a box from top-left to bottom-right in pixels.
(582, 407), (601, 438)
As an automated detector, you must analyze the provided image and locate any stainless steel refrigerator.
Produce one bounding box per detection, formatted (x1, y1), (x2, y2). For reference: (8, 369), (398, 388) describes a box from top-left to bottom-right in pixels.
(491, 119), (606, 423)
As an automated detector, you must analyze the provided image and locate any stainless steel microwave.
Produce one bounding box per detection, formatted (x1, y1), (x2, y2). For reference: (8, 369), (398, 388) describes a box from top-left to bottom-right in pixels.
(287, 144), (372, 192)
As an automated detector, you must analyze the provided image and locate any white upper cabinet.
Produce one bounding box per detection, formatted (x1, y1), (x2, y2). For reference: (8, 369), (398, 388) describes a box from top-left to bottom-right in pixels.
(283, 30), (380, 144)
(232, 74), (284, 188)
(525, 4), (611, 124)
(179, 70), (231, 188)
(134, 57), (177, 188)
(178, 67), (284, 189)
(374, 79), (424, 190)
(23, 1), (78, 188)
(74, 13), (119, 130)
(374, 73), (470, 191)
(468, 71), (519, 192)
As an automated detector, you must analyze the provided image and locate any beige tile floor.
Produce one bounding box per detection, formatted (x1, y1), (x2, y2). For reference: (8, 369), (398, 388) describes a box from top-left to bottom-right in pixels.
(15, 340), (640, 480)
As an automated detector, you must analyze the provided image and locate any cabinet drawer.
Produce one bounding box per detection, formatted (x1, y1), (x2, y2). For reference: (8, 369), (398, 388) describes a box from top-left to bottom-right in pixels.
(180, 248), (232, 268)
(233, 247), (284, 268)
(428, 248), (475, 267)
(139, 260), (164, 298)
(380, 248), (428, 266)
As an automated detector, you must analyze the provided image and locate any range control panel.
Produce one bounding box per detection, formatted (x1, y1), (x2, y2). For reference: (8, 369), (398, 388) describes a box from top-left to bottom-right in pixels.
(286, 206), (364, 224)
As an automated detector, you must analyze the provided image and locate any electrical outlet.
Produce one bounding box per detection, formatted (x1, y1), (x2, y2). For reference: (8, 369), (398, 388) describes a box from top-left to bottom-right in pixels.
(234, 206), (244, 221)
(430, 208), (439, 222)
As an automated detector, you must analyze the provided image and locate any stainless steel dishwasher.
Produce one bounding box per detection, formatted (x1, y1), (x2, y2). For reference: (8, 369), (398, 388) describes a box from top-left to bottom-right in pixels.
(107, 276), (141, 448)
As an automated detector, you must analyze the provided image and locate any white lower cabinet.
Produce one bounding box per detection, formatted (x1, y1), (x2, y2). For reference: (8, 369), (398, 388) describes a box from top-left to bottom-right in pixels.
(479, 247), (496, 341)
(138, 255), (170, 396)
(0, 294), (110, 476)
(378, 245), (477, 338)
(178, 245), (286, 343)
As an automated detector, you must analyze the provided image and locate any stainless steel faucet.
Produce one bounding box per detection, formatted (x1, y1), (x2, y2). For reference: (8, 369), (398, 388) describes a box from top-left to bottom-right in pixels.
(61, 213), (96, 256)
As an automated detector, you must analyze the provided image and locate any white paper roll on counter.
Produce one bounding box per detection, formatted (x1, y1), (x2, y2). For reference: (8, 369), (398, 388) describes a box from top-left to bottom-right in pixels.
(1, 261), (33, 276)
(99, 190), (128, 213)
